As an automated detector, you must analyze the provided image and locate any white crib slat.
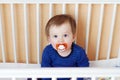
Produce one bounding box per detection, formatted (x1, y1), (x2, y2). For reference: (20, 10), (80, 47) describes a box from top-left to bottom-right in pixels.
(11, 4), (17, 63)
(32, 77), (36, 80)
(85, 4), (92, 54)
(107, 4), (117, 60)
(91, 77), (96, 80)
(24, 4), (29, 64)
(49, 3), (53, 19)
(74, 4), (78, 43)
(95, 4), (104, 60)
(36, 4), (40, 64)
(111, 76), (115, 80)
(52, 77), (56, 80)
(0, 5), (6, 63)
(118, 47), (120, 58)
(71, 77), (76, 80)
(75, 4), (78, 24)
(62, 3), (66, 14)
(12, 77), (16, 80)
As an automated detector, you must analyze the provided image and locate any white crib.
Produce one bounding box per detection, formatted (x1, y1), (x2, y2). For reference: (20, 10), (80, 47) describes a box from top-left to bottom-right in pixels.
(0, 67), (120, 80)
(0, 0), (120, 80)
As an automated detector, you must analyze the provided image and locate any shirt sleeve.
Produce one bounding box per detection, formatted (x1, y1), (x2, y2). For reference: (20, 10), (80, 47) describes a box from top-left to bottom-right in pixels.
(41, 47), (52, 67)
(76, 49), (89, 67)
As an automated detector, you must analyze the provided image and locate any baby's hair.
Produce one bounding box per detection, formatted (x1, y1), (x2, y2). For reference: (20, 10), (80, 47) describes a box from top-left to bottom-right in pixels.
(45, 14), (76, 37)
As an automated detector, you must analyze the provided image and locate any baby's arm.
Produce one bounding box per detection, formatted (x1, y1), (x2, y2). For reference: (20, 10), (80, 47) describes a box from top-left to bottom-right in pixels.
(41, 47), (52, 67)
(77, 49), (89, 67)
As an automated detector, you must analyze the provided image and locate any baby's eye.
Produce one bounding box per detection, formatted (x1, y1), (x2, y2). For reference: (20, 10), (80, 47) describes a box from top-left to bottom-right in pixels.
(64, 34), (68, 37)
(54, 35), (58, 38)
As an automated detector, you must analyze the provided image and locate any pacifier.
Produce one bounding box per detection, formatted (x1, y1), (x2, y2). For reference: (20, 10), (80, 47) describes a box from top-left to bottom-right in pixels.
(56, 43), (67, 51)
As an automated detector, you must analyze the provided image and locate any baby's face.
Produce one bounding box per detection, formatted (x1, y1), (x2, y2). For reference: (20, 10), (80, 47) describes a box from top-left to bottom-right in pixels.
(48, 22), (75, 53)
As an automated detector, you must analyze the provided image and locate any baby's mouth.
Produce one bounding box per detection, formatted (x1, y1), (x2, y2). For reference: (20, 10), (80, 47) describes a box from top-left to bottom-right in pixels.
(56, 43), (67, 52)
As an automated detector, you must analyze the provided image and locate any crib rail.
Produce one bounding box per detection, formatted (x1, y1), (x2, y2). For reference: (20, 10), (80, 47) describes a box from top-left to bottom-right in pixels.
(0, 68), (120, 80)
(0, 0), (120, 4)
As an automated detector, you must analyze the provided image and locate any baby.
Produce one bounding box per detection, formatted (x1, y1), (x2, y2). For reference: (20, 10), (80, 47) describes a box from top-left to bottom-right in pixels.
(41, 14), (89, 80)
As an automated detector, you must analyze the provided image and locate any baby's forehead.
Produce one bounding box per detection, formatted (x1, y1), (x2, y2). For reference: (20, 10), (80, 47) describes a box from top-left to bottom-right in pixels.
(50, 22), (71, 28)
(49, 27), (72, 35)
(50, 23), (71, 30)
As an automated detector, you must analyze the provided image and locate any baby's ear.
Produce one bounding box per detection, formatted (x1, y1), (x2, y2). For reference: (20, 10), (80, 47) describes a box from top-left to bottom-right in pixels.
(47, 36), (50, 42)
(73, 34), (76, 41)
(47, 36), (51, 43)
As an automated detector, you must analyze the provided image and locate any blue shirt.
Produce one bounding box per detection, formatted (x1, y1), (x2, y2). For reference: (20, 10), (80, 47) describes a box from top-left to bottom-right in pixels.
(41, 43), (89, 80)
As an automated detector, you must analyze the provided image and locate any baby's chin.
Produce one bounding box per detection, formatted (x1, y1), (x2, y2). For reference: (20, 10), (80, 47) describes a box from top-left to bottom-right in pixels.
(57, 48), (66, 53)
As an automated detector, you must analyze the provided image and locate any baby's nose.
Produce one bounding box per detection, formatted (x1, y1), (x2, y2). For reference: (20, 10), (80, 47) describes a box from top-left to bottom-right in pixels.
(58, 37), (64, 42)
